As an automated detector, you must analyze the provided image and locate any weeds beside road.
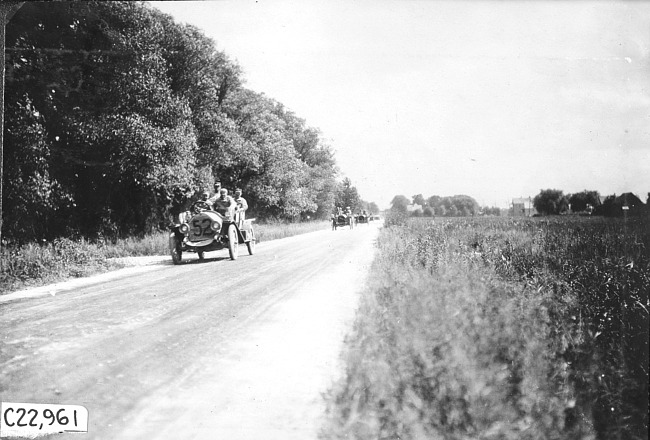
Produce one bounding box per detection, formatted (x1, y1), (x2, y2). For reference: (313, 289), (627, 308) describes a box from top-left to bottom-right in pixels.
(0, 220), (330, 294)
(322, 214), (648, 440)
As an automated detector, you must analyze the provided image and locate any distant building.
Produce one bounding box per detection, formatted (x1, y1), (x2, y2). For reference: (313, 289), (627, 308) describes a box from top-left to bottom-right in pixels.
(407, 203), (423, 213)
(511, 198), (537, 217)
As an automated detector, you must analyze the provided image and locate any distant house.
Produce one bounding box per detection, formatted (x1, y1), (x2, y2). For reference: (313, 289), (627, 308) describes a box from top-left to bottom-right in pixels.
(616, 192), (643, 209)
(511, 198), (537, 217)
(407, 203), (423, 213)
(593, 192), (646, 217)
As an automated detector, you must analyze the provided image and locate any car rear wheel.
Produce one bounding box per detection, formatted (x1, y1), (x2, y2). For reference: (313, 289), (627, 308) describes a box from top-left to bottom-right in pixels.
(246, 227), (255, 255)
(228, 224), (239, 260)
(170, 235), (182, 265)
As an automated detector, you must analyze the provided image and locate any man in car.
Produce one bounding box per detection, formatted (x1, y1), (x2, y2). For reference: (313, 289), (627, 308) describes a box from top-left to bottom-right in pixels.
(192, 191), (213, 213)
(213, 188), (236, 216)
(208, 180), (222, 205)
(233, 188), (248, 218)
(232, 188), (248, 228)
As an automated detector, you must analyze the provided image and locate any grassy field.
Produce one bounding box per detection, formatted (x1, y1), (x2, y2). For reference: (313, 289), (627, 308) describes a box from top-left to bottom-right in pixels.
(321, 214), (648, 440)
(0, 219), (330, 294)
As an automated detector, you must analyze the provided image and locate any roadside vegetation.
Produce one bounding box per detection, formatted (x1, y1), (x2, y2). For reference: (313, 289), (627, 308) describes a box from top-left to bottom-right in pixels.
(0, 220), (331, 294)
(322, 214), (648, 440)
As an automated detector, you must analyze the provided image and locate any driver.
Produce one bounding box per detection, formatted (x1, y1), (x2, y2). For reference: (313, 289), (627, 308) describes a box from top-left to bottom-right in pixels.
(213, 188), (236, 216)
(193, 191), (213, 213)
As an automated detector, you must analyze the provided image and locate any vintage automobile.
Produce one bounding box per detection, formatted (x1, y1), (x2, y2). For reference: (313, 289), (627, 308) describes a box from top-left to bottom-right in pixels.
(332, 213), (354, 230)
(169, 201), (255, 264)
(356, 213), (370, 225)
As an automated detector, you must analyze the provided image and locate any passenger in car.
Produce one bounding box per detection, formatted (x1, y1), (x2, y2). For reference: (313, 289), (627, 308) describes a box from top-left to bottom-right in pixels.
(213, 188), (236, 216)
(234, 188), (248, 215)
(208, 180), (222, 205)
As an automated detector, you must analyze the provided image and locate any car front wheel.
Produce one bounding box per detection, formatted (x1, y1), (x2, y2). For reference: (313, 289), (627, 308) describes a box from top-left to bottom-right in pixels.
(170, 234), (182, 265)
(228, 224), (239, 260)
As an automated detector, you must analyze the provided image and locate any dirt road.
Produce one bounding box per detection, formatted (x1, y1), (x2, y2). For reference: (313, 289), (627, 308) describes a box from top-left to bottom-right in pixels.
(0, 224), (379, 439)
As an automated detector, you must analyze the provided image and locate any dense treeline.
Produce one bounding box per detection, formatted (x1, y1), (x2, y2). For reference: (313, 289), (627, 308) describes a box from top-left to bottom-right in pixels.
(3, 1), (339, 242)
(390, 189), (648, 218)
(534, 189), (648, 216)
(390, 194), (487, 217)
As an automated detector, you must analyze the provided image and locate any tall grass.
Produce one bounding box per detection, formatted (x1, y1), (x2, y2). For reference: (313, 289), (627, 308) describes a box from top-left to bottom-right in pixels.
(322, 215), (648, 440)
(255, 219), (331, 242)
(0, 237), (116, 293)
(0, 220), (332, 294)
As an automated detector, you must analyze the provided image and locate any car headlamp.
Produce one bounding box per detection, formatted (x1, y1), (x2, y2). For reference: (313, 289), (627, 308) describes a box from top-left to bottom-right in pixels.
(179, 223), (190, 234)
(179, 211), (191, 224)
(211, 221), (220, 231)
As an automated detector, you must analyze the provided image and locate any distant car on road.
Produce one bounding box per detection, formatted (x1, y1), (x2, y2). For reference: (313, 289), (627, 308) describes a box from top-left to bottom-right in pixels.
(332, 213), (354, 230)
(356, 213), (370, 225)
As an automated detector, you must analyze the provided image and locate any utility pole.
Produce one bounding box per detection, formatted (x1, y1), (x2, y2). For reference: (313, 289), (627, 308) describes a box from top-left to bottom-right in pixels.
(0, 2), (24, 246)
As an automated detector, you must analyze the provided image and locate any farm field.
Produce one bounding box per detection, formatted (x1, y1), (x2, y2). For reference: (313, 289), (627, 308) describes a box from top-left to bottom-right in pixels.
(322, 214), (649, 440)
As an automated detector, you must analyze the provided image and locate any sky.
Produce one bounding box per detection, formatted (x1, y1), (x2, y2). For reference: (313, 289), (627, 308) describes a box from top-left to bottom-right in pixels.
(151, 1), (649, 209)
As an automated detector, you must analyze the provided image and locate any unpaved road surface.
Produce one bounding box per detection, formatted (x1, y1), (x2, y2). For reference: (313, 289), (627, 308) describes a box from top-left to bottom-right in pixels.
(1, 224), (379, 439)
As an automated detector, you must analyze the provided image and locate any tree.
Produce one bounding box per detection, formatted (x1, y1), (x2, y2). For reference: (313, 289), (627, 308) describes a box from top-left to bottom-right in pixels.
(449, 195), (479, 216)
(412, 194), (426, 207)
(5, 1), (201, 237)
(568, 190), (600, 212)
(220, 89), (338, 219)
(367, 201), (380, 214)
(335, 177), (360, 213)
(422, 194), (478, 216)
(2, 98), (72, 240)
(427, 195), (442, 210)
(533, 189), (569, 215)
(271, 104), (338, 219)
(390, 195), (410, 213)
